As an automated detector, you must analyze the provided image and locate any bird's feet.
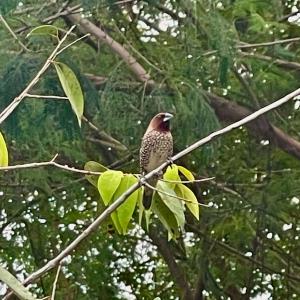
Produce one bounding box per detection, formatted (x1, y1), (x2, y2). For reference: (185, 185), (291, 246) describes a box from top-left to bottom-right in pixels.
(166, 157), (174, 166)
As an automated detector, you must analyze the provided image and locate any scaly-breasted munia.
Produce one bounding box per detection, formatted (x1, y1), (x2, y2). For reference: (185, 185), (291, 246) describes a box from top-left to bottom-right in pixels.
(140, 112), (173, 208)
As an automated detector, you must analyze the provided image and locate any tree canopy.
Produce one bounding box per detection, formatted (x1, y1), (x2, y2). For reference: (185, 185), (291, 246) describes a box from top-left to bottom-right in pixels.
(0, 0), (300, 299)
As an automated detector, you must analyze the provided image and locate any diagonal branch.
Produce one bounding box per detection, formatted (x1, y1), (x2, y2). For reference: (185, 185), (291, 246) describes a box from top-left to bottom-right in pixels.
(240, 51), (300, 72)
(0, 25), (76, 125)
(0, 14), (30, 52)
(207, 92), (300, 160)
(5, 87), (298, 296)
(64, 9), (155, 85)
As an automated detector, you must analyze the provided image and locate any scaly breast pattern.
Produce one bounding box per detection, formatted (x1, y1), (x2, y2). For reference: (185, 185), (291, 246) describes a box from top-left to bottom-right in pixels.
(140, 130), (173, 174)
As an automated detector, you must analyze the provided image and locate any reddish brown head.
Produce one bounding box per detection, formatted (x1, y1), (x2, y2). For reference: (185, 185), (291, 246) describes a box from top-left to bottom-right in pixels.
(146, 112), (173, 133)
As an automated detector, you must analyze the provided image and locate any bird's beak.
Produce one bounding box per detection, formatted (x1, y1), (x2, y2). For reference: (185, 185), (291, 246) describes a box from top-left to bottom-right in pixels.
(163, 113), (173, 122)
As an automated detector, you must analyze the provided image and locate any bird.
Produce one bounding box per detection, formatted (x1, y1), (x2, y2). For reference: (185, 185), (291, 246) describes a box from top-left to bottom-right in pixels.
(140, 112), (174, 208)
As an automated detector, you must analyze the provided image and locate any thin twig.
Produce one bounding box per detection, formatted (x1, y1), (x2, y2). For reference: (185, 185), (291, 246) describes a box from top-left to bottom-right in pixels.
(237, 37), (300, 49)
(0, 154), (101, 175)
(0, 25), (76, 125)
(0, 14), (30, 52)
(56, 33), (90, 55)
(51, 264), (62, 300)
(159, 177), (215, 184)
(6, 87), (300, 294)
(240, 52), (300, 71)
(82, 116), (128, 151)
(15, 5), (82, 34)
(26, 94), (68, 100)
(201, 37), (300, 57)
(144, 181), (210, 207)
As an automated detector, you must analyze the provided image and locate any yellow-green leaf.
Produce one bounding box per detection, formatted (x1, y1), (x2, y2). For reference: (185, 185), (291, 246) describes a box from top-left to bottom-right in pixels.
(0, 131), (8, 167)
(53, 62), (84, 126)
(84, 161), (107, 187)
(112, 175), (139, 234)
(151, 192), (180, 239)
(178, 165), (195, 181)
(163, 164), (180, 181)
(163, 164), (180, 189)
(98, 170), (123, 205)
(178, 184), (199, 220)
(144, 208), (152, 232)
(111, 211), (122, 234)
(157, 181), (185, 229)
(27, 25), (59, 38)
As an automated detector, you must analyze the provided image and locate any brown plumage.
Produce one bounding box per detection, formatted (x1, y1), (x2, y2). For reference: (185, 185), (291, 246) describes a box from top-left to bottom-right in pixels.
(140, 112), (173, 208)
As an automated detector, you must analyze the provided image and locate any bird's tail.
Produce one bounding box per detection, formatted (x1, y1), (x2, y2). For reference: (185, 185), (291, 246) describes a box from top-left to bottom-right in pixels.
(143, 177), (158, 209)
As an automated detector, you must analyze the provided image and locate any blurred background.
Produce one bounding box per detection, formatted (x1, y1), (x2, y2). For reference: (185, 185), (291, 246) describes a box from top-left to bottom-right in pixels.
(0, 0), (300, 299)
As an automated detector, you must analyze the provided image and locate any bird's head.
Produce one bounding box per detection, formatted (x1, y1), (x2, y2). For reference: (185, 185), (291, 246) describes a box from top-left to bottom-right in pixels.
(146, 112), (173, 133)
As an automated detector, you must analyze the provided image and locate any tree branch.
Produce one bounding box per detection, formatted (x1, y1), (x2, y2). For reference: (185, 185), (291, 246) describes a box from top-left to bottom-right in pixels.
(64, 9), (155, 85)
(207, 92), (300, 160)
(149, 228), (193, 300)
(238, 37), (300, 49)
(240, 51), (300, 72)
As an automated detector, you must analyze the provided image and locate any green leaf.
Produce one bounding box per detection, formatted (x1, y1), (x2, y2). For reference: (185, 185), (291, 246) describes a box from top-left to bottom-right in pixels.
(98, 170), (123, 205)
(0, 131), (8, 166)
(151, 192), (180, 239)
(163, 164), (180, 189)
(144, 208), (152, 232)
(178, 166), (195, 181)
(163, 164), (180, 181)
(0, 265), (41, 300)
(112, 175), (139, 234)
(111, 211), (122, 234)
(26, 25), (59, 38)
(53, 62), (84, 127)
(178, 184), (199, 220)
(157, 181), (185, 229)
(84, 161), (108, 187)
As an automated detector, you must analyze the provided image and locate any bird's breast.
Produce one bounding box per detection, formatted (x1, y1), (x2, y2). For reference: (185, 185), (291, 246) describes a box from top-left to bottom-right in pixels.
(140, 130), (173, 173)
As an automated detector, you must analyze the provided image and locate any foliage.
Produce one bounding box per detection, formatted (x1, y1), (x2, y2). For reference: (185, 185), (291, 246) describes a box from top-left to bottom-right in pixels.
(0, 0), (300, 299)
(0, 131), (8, 166)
